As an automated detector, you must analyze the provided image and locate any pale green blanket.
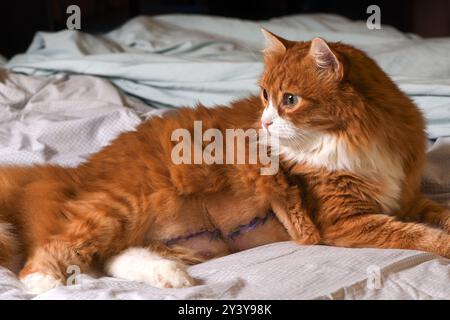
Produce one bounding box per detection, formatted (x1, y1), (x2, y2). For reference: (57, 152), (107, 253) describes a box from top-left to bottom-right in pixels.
(6, 14), (450, 138)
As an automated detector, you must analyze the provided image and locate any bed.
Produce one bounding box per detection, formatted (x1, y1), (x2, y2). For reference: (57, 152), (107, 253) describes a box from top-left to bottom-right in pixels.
(0, 14), (449, 300)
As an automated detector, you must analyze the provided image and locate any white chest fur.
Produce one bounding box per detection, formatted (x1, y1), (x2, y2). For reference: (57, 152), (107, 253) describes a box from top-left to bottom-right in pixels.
(278, 133), (404, 213)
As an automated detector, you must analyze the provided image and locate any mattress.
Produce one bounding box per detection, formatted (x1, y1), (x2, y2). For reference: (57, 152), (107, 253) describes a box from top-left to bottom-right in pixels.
(0, 13), (449, 300)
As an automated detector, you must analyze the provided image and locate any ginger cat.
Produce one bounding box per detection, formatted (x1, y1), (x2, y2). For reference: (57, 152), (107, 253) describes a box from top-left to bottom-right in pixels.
(1, 29), (450, 294)
(259, 30), (450, 258)
(0, 81), (318, 293)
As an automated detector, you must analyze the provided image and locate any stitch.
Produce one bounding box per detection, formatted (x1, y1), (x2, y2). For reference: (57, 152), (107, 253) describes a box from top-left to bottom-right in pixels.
(164, 229), (222, 246)
(163, 210), (277, 245)
(227, 210), (276, 240)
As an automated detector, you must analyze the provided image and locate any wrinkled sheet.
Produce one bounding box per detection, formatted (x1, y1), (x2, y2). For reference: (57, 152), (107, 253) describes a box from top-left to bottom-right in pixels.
(2, 242), (449, 300)
(5, 14), (450, 138)
(0, 69), (160, 166)
(0, 14), (449, 299)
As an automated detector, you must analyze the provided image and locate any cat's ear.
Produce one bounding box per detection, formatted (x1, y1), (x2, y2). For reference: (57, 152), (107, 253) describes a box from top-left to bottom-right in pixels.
(261, 28), (291, 54)
(308, 38), (343, 80)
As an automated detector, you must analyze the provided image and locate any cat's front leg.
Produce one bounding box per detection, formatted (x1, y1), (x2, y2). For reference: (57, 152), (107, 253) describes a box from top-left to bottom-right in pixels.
(105, 247), (194, 288)
(412, 197), (450, 233)
(321, 213), (450, 258)
(270, 184), (320, 245)
(271, 198), (320, 245)
(252, 171), (320, 245)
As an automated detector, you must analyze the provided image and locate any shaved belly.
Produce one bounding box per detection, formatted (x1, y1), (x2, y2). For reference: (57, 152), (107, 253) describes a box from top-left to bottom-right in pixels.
(227, 212), (290, 251)
(162, 210), (290, 259)
(149, 191), (291, 261)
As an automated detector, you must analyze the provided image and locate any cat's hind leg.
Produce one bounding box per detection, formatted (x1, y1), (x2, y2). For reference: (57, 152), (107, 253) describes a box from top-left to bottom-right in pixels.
(104, 244), (199, 288)
(19, 198), (129, 294)
(19, 241), (81, 294)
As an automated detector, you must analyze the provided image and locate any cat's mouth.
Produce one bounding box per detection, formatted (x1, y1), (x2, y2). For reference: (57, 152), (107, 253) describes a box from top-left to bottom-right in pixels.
(259, 130), (304, 155)
(261, 126), (303, 144)
(260, 125), (323, 156)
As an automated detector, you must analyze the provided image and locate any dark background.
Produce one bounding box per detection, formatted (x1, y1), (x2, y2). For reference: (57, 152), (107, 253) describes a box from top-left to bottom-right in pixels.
(1, 0), (450, 58)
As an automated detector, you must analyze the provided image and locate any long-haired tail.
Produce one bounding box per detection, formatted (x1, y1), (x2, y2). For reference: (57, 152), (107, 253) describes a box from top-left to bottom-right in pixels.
(0, 222), (17, 269)
(0, 166), (38, 269)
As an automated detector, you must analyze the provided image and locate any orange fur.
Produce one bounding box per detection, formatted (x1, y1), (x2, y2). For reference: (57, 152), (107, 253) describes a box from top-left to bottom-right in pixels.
(260, 32), (450, 257)
(0, 97), (318, 286)
(1, 31), (449, 291)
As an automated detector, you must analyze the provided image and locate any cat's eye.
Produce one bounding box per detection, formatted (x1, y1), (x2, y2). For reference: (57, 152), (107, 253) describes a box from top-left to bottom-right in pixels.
(262, 89), (268, 101)
(282, 93), (299, 107)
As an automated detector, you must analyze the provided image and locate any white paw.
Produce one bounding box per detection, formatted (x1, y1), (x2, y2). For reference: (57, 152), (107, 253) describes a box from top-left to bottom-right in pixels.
(21, 272), (62, 294)
(143, 259), (194, 288)
(105, 247), (194, 288)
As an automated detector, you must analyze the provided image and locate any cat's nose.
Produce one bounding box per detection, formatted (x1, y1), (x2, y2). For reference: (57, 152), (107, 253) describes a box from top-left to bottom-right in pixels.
(262, 120), (273, 130)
